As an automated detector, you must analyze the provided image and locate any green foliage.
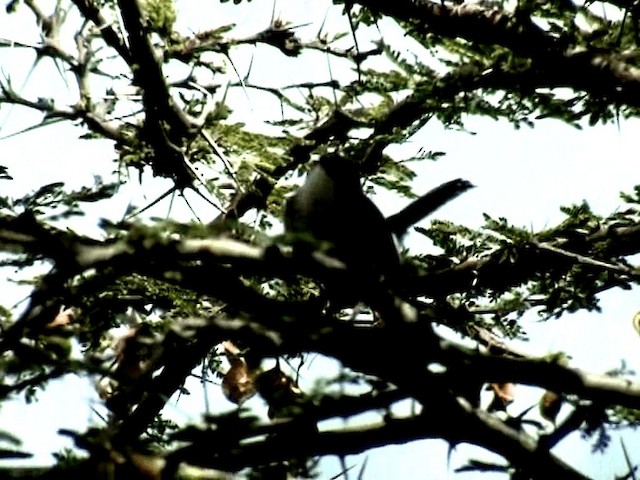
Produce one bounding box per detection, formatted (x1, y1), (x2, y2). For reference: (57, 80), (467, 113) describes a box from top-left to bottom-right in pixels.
(1, 0), (640, 477)
(609, 406), (640, 428)
(142, 0), (177, 37)
(145, 416), (180, 447)
(52, 448), (85, 468)
(2, 178), (121, 221)
(75, 272), (200, 348)
(620, 185), (640, 205)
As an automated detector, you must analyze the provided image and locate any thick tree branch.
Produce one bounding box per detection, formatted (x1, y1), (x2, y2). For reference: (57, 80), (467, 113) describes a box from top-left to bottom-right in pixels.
(169, 404), (589, 479)
(97, 307), (591, 479)
(2, 212), (638, 476)
(70, 0), (132, 65)
(360, 0), (563, 58)
(116, 0), (205, 186)
(99, 268), (640, 447)
(408, 221), (640, 297)
(356, 0), (640, 110)
(438, 341), (640, 410)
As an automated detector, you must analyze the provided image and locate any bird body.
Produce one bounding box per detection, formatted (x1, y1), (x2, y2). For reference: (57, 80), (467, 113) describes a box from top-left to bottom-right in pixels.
(284, 156), (399, 276)
(284, 156), (474, 282)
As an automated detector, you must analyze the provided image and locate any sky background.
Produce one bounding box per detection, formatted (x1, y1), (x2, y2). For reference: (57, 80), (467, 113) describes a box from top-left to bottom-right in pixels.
(1, 1), (639, 479)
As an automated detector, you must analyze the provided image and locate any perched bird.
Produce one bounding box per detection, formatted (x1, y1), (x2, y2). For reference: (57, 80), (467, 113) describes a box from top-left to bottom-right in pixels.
(284, 155), (474, 279)
(284, 155), (399, 277)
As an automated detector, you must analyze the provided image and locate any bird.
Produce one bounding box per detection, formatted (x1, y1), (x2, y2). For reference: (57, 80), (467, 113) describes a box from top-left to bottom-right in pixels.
(284, 155), (474, 279)
(284, 155), (399, 278)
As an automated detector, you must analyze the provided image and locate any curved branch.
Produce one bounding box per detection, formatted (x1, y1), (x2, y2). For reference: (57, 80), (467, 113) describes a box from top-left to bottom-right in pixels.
(1, 214), (639, 407)
(170, 405), (589, 479)
(407, 221), (640, 297)
(356, 0), (640, 110)
(358, 1), (563, 58)
(70, 0), (132, 65)
(1, 212), (637, 476)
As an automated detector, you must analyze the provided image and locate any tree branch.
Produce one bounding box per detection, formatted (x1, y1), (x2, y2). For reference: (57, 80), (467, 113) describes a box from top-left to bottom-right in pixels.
(356, 0), (640, 110)
(70, 0), (132, 65)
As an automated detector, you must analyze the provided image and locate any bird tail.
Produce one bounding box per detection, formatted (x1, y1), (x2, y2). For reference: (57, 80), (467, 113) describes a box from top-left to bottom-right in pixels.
(385, 179), (474, 237)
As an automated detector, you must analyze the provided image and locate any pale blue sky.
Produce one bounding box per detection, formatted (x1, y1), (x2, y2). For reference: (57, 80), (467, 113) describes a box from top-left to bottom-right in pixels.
(1, 1), (639, 478)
